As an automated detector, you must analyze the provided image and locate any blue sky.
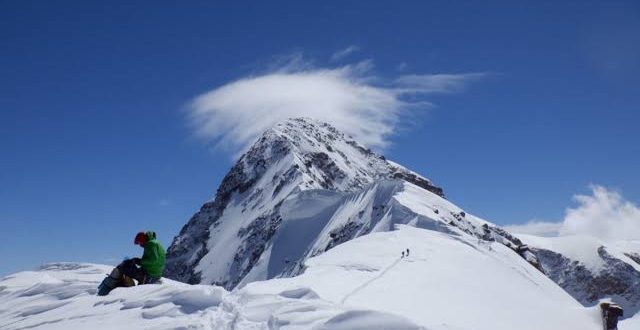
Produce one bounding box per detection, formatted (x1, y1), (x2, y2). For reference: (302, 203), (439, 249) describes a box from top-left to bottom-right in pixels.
(1, 1), (639, 276)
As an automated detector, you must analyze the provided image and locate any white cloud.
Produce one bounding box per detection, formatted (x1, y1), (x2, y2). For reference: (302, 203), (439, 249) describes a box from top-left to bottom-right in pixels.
(559, 185), (640, 241)
(503, 221), (562, 237)
(330, 46), (361, 62)
(188, 56), (483, 157)
(505, 185), (640, 242)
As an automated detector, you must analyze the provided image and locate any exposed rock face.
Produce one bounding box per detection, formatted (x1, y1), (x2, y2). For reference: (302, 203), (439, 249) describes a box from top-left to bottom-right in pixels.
(531, 245), (640, 316)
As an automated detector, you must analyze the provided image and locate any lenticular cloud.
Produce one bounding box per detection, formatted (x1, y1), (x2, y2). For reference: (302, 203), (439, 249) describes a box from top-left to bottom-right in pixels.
(188, 60), (482, 157)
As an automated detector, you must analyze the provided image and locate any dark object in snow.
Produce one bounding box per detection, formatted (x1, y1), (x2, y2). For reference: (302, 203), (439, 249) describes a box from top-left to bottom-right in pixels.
(600, 302), (623, 330)
(459, 211), (466, 218)
(97, 259), (162, 296)
(406, 248), (410, 257)
(434, 209), (439, 214)
(97, 260), (136, 296)
(401, 251), (405, 258)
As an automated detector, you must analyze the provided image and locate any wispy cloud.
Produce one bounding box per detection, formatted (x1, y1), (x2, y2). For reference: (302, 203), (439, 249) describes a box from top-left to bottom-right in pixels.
(503, 220), (562, 237)
(505, 185), (640, 242)
(188, 55), (484, 157)
(395, 73), (487, 94)
(330, 45), (361, 62)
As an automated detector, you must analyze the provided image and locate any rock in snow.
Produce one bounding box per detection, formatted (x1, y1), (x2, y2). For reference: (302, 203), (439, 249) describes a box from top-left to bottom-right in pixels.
(2, 118), (639, 329)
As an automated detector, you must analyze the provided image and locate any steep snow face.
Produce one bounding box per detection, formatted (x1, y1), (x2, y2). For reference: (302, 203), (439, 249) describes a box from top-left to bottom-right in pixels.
(266, 180), (532, 282)
(518, 234), (640, 316)
(165, 118), (444, 289)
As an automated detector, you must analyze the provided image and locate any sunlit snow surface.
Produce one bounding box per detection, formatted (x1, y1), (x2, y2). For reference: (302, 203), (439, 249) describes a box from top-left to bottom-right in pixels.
(2, 225), (622, 330)
(0, 179), (629, 330)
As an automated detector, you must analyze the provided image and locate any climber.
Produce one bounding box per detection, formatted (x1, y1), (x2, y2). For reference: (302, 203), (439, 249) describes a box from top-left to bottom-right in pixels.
(125, 231), (166, 284)
(97, 231), (165, 295)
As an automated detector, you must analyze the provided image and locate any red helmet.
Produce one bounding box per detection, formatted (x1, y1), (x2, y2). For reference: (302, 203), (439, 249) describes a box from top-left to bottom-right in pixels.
(134, 232), (147, 246)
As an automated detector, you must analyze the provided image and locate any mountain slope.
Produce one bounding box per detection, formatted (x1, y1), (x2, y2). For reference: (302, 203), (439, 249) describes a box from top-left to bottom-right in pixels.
(165, 117), (637, 324)
(165, 118), (445, 289)
(243, 225), (602, 330)
(166, 118), (537, 291)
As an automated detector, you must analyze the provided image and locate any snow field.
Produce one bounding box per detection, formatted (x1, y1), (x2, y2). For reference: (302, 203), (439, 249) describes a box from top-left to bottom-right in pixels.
(244, 226), (602, 330)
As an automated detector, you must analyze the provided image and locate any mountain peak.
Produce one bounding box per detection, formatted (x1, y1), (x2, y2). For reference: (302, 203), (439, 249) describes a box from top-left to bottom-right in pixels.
(165, 118), (443, 288)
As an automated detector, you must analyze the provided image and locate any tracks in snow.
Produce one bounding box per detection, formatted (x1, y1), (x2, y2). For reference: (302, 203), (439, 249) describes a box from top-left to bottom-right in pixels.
(340, 257), (405, 305)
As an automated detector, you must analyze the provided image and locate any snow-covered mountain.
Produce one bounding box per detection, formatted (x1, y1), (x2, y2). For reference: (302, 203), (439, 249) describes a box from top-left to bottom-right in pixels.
(3, 118), (638, 329)
(165, 118), (639, 324)
(165, 117), (445, 288)
(165, 118), (533, 290)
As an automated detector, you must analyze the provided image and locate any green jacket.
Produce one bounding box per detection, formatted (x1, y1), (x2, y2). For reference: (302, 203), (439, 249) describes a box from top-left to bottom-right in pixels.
(140, 232), (165, 279)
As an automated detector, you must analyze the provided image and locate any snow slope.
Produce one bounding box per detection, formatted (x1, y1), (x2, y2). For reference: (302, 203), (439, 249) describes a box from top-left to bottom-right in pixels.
(620, 312), (640, 329)
(245, 225), (604, 330)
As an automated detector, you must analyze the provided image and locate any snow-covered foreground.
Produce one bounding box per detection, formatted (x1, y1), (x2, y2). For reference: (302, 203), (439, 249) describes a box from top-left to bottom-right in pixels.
(4, 225), (631, 330)
(0, 262), (422, 330)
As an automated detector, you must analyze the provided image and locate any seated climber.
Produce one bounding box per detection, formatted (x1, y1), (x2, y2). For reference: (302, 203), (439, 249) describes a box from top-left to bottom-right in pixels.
(122, 231), (166, 284)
